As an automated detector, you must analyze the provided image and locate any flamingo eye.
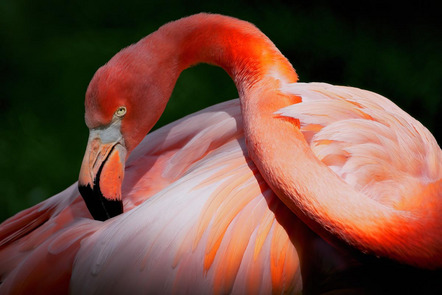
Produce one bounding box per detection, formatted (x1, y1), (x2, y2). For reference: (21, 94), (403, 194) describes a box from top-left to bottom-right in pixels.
(115, 106), (127, 117)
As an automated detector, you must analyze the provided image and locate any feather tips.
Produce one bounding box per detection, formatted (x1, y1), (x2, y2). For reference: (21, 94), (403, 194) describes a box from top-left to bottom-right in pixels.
(277, 82), (442, 206)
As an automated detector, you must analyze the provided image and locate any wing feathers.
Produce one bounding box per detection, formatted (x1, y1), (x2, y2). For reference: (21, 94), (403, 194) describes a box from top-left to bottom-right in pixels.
(278, 82), (442, 206)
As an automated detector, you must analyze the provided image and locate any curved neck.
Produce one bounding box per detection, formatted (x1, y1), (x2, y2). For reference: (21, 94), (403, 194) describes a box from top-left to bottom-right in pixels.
(151, 13), (298, 93)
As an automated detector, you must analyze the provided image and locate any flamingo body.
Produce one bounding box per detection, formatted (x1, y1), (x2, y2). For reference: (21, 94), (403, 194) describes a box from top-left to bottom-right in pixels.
(1, 100), (310, 294)
(1, 13), (441, 294)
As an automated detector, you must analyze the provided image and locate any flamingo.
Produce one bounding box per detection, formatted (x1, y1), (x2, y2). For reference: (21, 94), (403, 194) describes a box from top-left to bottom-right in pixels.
(0, 13), (441, 294)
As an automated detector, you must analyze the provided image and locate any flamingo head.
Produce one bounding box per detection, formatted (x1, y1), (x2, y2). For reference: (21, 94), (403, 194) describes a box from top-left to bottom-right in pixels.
(78, 46), (171, 221)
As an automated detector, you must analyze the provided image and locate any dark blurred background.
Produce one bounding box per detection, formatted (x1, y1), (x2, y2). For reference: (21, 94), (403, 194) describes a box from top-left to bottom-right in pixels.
(0, 0), (440, 222)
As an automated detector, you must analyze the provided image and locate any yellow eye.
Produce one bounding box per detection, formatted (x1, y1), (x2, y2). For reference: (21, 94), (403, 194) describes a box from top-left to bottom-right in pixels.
(115, 106), (127, 117)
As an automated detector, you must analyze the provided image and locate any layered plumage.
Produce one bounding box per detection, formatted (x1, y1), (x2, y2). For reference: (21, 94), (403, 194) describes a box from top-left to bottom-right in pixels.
(0, 101), (307, 294)
(1, 13), (441, 294)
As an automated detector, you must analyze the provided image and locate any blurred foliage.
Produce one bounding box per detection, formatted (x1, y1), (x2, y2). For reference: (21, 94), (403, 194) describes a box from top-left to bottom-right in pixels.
(0, 0), (440, 221)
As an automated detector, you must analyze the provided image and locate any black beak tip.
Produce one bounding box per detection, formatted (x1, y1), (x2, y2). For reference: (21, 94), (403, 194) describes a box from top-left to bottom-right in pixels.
(78, 183), (123, 221)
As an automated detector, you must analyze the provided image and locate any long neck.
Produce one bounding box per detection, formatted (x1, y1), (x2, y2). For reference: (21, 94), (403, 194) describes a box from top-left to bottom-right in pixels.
(137, 14), (440, 269)
(156, 13), (298, 92)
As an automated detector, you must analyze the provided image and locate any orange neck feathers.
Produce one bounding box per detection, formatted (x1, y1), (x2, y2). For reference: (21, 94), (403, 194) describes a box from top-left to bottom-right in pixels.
(143, 13), (298, 92)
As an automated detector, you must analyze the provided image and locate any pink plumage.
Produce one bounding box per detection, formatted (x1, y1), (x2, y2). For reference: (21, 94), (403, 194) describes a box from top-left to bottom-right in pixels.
(1, 13), (440, 294)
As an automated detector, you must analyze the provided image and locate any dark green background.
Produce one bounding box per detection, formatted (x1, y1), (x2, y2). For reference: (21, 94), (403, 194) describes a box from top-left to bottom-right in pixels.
(1, 1), (440, 222)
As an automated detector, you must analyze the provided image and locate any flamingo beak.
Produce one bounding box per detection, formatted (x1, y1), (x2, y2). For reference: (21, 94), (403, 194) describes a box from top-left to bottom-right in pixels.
(78, 127), (127, 221)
